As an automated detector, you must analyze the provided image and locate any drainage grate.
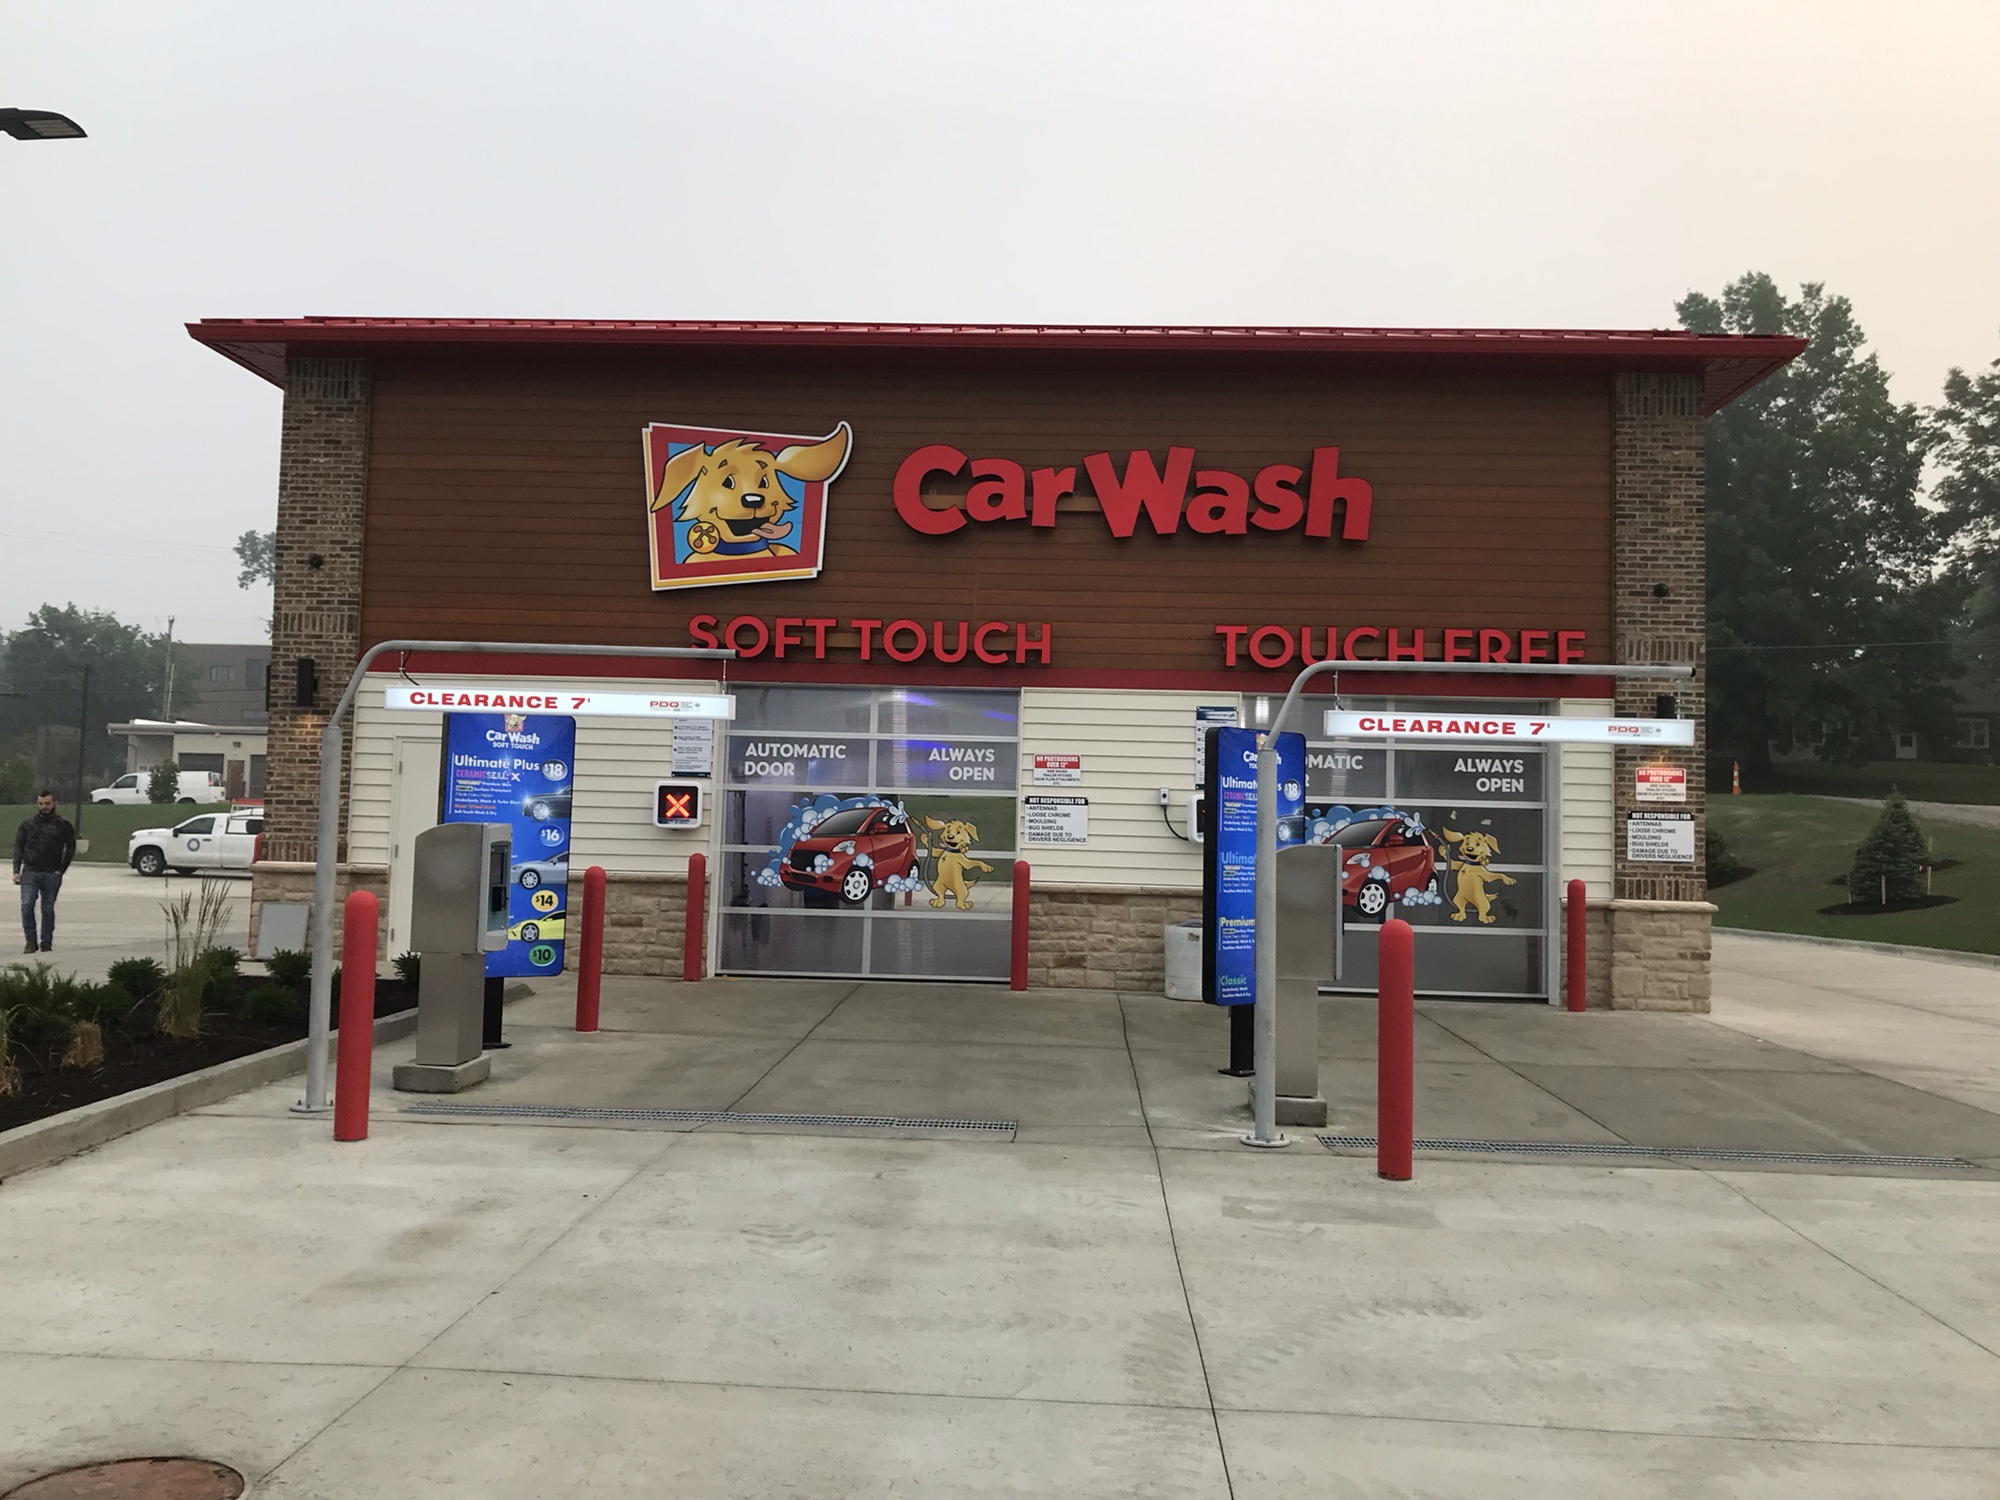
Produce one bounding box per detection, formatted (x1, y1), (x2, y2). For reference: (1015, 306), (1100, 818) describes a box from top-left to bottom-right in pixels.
(1317, 1135), (1976, 1169)
(402, 1101), (1015, 1132)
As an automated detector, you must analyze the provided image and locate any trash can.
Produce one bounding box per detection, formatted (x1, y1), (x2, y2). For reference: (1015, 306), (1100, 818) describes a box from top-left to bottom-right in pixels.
(1163, 917), (1204, 1001)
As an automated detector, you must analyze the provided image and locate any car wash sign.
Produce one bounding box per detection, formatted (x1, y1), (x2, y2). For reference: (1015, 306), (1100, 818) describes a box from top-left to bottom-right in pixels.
(441, 713), (576, 979)
(1201, 725), (1306, 1007)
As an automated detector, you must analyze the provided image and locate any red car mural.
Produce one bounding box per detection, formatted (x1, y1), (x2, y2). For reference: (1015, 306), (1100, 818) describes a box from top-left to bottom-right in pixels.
(1327, 816), (1443, 920)
(778, 805), (919, 905)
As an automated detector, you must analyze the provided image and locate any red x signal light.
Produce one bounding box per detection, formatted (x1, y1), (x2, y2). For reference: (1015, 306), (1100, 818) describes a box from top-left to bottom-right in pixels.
(653, 780), (704, 829)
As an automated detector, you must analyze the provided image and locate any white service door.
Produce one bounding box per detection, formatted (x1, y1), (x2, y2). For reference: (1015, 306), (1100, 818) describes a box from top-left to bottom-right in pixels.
(386, 735), (443, 957)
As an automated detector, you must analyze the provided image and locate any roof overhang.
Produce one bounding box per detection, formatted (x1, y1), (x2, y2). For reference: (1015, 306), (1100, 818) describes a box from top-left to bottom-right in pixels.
(187, 317), (1803, 414)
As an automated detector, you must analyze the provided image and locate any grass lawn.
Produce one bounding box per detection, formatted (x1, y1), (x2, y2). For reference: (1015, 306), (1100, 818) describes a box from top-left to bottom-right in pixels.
(1732, 759), (2000, 804)
(0, 802), (218, 864)
(1709, 794), (2000, 956)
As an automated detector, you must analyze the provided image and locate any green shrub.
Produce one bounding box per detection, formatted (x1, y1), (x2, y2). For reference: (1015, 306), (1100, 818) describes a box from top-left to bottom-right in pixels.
(1706, 828), (1750, 889)
(147, 759), (180, 804)
(241, 981), (301, 1025)
(0, 752), (35, 804)
(265, 948), (313, 990)
(0, 963), (68, 1043)
(106, 956), (168, 1001)
(1847, 790), (1931, 905)
(392, 951), (421, 986)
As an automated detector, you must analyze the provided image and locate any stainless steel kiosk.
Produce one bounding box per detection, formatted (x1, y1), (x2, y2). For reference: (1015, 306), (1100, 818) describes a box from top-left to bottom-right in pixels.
(392, 821), (511, 1094)
(1269, 841), (1341, 1127)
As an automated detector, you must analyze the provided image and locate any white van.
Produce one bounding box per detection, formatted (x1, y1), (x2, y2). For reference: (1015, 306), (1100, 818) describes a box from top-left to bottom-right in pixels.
(90, 770), (226, 805)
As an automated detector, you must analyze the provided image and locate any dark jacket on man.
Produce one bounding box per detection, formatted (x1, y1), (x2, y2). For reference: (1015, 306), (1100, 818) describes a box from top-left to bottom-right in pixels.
(13, 811), (77, 874)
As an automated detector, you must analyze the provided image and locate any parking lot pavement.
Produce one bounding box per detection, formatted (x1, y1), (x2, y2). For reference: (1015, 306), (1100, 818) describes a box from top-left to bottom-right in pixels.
(3, 936), (1999, 1496)
(6, 863), (250, 982)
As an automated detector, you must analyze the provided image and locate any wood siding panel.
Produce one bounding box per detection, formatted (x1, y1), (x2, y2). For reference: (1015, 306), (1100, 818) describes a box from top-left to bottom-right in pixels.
(359, 351), (1613, 677)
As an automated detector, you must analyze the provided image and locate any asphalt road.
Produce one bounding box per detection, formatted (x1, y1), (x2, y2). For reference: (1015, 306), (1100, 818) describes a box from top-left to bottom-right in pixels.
(9, 863), (252, 981)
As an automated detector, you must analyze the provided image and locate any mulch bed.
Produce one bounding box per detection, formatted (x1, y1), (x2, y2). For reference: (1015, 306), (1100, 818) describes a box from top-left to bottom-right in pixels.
(1816, 895), (1960, 918)
(0, 978), (414, 1135)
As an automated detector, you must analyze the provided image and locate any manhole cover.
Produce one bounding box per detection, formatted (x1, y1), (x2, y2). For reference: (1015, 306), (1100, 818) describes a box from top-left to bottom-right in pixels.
(2, 1458), (244, 1500)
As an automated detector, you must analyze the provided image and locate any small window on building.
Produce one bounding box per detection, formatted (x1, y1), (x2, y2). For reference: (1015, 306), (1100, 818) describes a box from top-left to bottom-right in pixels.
(1957, 718), (1991, 751)
(208, 664), (235, 682)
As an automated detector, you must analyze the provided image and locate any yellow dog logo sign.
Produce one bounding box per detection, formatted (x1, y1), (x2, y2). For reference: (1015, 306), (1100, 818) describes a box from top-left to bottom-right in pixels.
(642, 421), (852, 591)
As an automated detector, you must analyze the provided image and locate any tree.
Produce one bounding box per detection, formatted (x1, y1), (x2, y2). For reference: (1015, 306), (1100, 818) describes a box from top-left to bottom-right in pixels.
(234, 530), (275, 589)
(0, 606), (191, 799)
(147, 759), (180, 804)
(1847, 791), (1930, 905)
(1933, 346), (2000, 686)
(1678, 274), (1957, 776)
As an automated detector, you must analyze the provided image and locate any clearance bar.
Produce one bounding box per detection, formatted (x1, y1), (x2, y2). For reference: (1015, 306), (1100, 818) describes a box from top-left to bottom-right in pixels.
(1325, 711), (1694, 745)
(385, 685), (736, 719)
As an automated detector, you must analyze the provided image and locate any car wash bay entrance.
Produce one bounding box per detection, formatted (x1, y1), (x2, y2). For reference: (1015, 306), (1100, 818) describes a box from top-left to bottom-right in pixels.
(719, 686), (1022, 981)
(1301, 700), (1555, 1001)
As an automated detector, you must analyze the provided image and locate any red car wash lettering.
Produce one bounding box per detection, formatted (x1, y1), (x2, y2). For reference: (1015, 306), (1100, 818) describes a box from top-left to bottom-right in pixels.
(893, 445), (1372, 540)
(690, 615), (1053, 666)
(1214, 626), (1589, 668)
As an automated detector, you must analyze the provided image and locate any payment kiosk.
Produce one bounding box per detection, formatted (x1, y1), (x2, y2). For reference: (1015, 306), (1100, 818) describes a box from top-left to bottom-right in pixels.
(392, 821), (511, 1093)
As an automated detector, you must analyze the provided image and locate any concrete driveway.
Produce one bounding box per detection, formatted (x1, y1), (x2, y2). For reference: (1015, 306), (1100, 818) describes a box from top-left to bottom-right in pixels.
(0, 934), (1995, 1496)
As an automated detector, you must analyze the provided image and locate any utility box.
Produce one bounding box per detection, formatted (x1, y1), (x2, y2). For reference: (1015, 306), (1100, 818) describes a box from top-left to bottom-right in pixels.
(1163, 918), (1203, 1001)
(393, 822), (510, 1094)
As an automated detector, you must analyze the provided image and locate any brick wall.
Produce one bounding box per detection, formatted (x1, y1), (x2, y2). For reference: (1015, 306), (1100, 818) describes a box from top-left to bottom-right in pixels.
(1608, 372), (1712, 1011)
(248, 862), (390, 959)
(589, 872), (699, 977)
(264, 358), (372, 863)
(1612, 372), (1707, 902)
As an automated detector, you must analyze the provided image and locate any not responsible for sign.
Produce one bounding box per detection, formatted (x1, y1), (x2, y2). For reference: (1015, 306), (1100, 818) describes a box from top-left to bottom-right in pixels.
(1023, 796), (1088, 845)
(388, 685), (734, 719)
(1627, 811), (1695, 863)
(1325, 711), (1694, 746)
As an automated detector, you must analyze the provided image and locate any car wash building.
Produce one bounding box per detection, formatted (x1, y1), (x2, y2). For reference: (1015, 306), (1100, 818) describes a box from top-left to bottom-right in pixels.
(190, 318), (1800, 1009)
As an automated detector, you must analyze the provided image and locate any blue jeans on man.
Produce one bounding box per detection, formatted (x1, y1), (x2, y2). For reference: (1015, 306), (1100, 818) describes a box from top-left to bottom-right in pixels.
(20, 869), (62, 950)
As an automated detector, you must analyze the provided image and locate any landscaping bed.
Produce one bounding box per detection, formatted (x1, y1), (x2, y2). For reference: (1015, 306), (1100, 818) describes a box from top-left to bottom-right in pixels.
(0, 910), (417, 1135)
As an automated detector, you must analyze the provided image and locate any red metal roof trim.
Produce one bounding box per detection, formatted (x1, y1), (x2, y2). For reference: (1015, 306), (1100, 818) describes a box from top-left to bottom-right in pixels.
(188, 317), (1804, 412)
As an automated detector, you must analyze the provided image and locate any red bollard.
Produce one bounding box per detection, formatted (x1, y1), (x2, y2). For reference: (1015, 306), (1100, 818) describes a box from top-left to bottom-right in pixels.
(1010, 859), (1031, 991)
(576, 864), (606, 1032)
(1377, 917), (1414, 1181)
(683, 851), (707, 982)
(1566, 878), (1587, 1013)
(333, 889), (378, 1142)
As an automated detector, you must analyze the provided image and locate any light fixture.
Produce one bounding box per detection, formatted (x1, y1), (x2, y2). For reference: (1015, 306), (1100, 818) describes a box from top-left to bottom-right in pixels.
(0, 109), (87, 141)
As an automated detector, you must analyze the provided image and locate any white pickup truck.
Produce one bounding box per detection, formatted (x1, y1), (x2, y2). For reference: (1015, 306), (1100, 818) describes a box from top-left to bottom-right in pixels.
(128, 810), (264, 877)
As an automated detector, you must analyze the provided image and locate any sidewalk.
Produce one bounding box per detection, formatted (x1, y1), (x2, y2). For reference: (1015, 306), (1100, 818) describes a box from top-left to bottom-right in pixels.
(1, 938), (1996, 1496)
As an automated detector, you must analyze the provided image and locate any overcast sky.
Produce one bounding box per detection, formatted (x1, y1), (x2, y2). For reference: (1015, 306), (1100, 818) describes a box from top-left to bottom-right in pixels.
(4, 0), (1997, 644)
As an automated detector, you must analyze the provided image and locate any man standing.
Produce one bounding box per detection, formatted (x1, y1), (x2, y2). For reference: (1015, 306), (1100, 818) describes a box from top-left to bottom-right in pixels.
(14, 790), (77, 954)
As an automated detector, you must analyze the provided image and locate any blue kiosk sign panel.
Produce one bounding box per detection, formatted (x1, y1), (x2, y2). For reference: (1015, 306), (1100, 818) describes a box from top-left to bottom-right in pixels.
(1202, 726), (1305, 1006)
(442, 713), (577, 978)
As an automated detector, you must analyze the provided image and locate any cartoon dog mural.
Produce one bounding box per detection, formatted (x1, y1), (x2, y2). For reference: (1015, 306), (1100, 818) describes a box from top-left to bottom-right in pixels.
(921, 816), (994, 910)
(650, 422), (852, 561)
(1441, 827), (1516, 924)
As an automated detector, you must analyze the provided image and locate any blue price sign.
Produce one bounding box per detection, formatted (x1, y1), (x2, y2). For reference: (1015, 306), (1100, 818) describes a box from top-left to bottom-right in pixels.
(442, 712), (577, 978)
(1202, 725), (1305, 1007)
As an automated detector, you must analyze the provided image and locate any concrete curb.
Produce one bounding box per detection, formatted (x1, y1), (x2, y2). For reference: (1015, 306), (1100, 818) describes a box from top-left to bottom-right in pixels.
(0, 1009), (418, 1183)
(1715, 926), (2000, 971)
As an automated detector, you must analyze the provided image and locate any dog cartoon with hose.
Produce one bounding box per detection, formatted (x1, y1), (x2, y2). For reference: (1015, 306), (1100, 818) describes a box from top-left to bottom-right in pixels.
(650, 422), (851, 562)
(1441, 827), (1516, 924)
(921, 817), (994, 910)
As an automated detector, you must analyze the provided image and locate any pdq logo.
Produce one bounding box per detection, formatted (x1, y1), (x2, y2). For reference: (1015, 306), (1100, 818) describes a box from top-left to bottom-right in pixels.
(642, 420), (852, 592)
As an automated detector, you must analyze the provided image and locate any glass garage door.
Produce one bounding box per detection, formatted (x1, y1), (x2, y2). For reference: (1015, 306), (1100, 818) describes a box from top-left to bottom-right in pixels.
(718, 686), (1021, 980)
(1305, 700), (1553, 1000)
